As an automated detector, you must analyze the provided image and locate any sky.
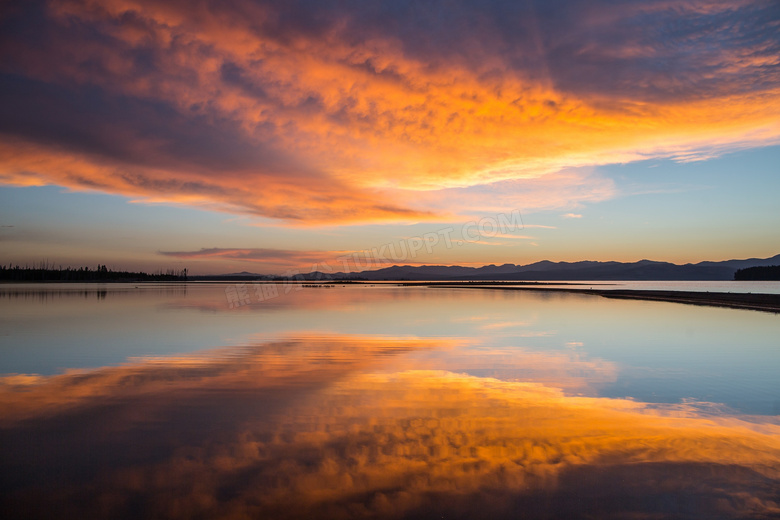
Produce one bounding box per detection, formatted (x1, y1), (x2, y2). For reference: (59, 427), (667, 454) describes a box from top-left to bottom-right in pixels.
(1, 0), (779, 275)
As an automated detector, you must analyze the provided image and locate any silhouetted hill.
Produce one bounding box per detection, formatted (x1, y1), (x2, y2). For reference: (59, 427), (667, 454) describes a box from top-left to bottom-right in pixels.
(302, 254), (780, 281)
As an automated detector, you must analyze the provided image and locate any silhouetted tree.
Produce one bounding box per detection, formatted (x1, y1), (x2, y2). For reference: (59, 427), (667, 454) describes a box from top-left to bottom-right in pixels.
(734, 265), (780, 281)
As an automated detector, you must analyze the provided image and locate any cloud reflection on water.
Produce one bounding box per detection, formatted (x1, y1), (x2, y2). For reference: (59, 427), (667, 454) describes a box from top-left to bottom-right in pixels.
(1, 335), (778, 519)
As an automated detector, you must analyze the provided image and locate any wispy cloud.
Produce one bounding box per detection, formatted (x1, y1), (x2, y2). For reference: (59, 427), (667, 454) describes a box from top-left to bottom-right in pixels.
(561, 213), (583, 219)
(159, 247), (356, 272)
(160, 247), (335, 263)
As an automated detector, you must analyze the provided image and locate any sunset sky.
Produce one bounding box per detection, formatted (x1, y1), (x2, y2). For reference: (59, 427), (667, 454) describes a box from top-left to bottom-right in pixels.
(1, 0), (779, 274)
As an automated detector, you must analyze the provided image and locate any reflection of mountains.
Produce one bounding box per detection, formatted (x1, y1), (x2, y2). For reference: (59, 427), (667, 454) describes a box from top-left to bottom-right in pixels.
(160, 283), (420, 313)
(1, 336), (778, 519)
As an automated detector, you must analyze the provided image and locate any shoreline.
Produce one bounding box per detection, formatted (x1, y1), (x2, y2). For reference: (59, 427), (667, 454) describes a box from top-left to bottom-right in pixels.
(424, 285), (780, 313)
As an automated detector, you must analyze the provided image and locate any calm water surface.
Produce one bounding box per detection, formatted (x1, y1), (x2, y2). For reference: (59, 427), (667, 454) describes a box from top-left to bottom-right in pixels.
(1, 282), (779, 519)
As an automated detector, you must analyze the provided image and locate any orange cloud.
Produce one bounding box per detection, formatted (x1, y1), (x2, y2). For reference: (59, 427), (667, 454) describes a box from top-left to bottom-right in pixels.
(0, 140), (434, 224)
(1, 0), (779, 224)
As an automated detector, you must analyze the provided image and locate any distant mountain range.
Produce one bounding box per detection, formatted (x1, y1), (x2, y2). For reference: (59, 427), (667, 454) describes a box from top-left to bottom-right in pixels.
(196, 254), (780, 281)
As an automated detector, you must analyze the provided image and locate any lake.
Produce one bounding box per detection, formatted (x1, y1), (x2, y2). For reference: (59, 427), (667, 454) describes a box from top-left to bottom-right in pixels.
(1, 282), (779, 519)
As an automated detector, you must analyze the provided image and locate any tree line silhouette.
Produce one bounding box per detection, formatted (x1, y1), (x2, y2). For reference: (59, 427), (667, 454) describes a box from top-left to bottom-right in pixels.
(0, 262), (188, 282)
(733, 265), (780, 281)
